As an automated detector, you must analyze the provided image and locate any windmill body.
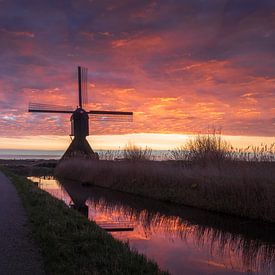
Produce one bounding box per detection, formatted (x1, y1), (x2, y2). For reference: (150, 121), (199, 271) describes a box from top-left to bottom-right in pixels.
(71, 108), (89, 138)
(64, 107), (96, 160)
(29, 66), (133, 160)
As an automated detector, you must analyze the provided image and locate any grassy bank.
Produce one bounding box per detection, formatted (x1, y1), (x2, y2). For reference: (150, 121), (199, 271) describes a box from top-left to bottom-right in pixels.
(55, 159), (275, 223)
(1, 168), (166, 275)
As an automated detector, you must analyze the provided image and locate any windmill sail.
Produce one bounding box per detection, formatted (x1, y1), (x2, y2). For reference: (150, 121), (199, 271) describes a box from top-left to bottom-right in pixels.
(29, 103), (74, 113)
(78, 66), (88, 108)
(89, 110), (133, 122)
(82, 67), (88, 108)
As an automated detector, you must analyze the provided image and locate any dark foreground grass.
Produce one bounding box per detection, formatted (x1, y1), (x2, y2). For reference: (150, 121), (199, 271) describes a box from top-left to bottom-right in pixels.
(55, 159), (275, 223)
(1, 168), (166, 275)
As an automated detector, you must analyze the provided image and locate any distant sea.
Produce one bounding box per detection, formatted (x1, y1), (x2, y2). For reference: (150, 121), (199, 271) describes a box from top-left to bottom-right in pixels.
(0, 149), (64, 160)
(0, 149), (170, 160)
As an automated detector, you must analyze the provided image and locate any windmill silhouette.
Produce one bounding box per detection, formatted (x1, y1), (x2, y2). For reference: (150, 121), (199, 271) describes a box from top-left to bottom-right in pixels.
(29, 66), (133, 160)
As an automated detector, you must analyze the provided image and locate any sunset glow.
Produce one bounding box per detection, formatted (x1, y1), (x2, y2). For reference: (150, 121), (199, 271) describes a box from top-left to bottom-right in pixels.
(0, 0), (274, 149)
(0, 134), (275, 150)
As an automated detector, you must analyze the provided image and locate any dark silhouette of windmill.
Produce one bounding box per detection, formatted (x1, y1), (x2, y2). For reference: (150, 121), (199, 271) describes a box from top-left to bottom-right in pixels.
(29, 66), (133, 160)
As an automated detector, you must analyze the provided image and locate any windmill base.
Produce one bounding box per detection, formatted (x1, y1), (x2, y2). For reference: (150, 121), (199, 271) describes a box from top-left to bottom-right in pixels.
(61, 137), (99, 160)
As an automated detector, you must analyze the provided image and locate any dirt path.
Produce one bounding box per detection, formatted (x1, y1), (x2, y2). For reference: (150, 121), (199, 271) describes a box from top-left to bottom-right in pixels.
(0, 171), (45, 274)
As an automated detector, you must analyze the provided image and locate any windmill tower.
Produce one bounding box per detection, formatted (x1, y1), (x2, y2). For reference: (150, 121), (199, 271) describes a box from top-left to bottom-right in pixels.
(29, 66), (133, 160)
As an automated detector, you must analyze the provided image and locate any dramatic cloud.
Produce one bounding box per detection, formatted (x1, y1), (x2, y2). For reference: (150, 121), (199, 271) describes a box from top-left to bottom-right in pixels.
(0, 0), (275, 139)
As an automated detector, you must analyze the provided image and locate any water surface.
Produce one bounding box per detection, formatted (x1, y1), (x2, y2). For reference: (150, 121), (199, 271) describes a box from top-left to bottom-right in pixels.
(0, 149), (63, 160)
(28, 176), (275, 275)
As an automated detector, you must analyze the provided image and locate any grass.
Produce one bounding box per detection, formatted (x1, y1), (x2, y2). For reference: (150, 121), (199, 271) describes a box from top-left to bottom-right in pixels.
(1, 167), (167, 275)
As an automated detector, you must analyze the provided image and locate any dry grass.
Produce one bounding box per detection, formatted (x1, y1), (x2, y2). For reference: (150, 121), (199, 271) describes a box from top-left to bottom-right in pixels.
(55, 159), (275, 223)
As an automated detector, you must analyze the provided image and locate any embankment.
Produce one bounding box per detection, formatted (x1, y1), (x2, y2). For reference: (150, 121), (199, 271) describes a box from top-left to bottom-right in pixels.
(55, 159), (275, 223)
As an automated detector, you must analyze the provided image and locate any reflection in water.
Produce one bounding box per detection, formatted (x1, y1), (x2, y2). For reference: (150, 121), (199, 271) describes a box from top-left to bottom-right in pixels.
(28, 176), (275, 275)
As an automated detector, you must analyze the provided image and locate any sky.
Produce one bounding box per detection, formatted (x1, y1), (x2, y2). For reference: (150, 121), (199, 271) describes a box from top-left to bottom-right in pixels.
(0, 0), (275, 150)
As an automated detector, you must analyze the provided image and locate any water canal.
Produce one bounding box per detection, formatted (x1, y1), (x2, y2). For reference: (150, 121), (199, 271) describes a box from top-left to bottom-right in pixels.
(28, 176), (275, 275)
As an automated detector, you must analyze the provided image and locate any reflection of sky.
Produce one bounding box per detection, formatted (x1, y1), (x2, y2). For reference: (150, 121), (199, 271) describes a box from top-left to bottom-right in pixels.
(28, 176), (274, 275)
(1, 0), (275, 143)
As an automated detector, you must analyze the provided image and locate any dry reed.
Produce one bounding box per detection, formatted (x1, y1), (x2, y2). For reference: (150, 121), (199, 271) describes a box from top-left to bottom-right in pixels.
(55, 159), (275, 222)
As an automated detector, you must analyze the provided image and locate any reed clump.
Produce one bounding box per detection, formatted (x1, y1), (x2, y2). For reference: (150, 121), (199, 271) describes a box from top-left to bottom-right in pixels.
(97, 149), (122, 160)
(123, 143), (153, 161)
(170, 131), (275, 163)
(170, 131), (232, 165)
(231, 143), (275, 162)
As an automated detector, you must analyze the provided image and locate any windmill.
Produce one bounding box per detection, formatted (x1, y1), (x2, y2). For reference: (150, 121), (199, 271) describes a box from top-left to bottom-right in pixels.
(29, 66), (133, 160)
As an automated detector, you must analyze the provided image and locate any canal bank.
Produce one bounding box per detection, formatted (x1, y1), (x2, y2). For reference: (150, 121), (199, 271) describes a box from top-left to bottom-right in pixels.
(1, 168), (166, 274)
(30, 175), (275, 274)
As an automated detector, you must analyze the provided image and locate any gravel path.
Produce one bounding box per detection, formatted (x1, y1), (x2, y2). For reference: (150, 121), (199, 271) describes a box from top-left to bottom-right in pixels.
(0, 171), (45, 274)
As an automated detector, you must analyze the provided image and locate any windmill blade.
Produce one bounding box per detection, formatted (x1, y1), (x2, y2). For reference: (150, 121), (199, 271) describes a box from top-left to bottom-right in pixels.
(29, 103), (74, 113)
(89, 114), (133, 122)
(78, 66), (88, 108)
(88, 110), (133, 122)
(89, 110), (133, 115)
(82, 67), (88, 108)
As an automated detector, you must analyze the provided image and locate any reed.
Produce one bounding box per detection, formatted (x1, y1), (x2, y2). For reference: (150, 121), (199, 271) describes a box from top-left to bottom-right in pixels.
(123, 143), (153, 161)
(97, 149), (122, 160)
(55, 158), (275, 223)
(169, 130), (232, 165)
(170, 131), (275, 163)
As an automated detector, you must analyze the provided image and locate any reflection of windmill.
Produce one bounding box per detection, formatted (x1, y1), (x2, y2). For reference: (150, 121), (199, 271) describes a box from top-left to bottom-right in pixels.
(29, 66), (133, 160)
(58, 179), (134, 231)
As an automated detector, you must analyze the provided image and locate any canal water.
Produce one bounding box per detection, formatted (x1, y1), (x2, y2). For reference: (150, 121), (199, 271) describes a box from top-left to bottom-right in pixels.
(28, 176), (275, 275)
